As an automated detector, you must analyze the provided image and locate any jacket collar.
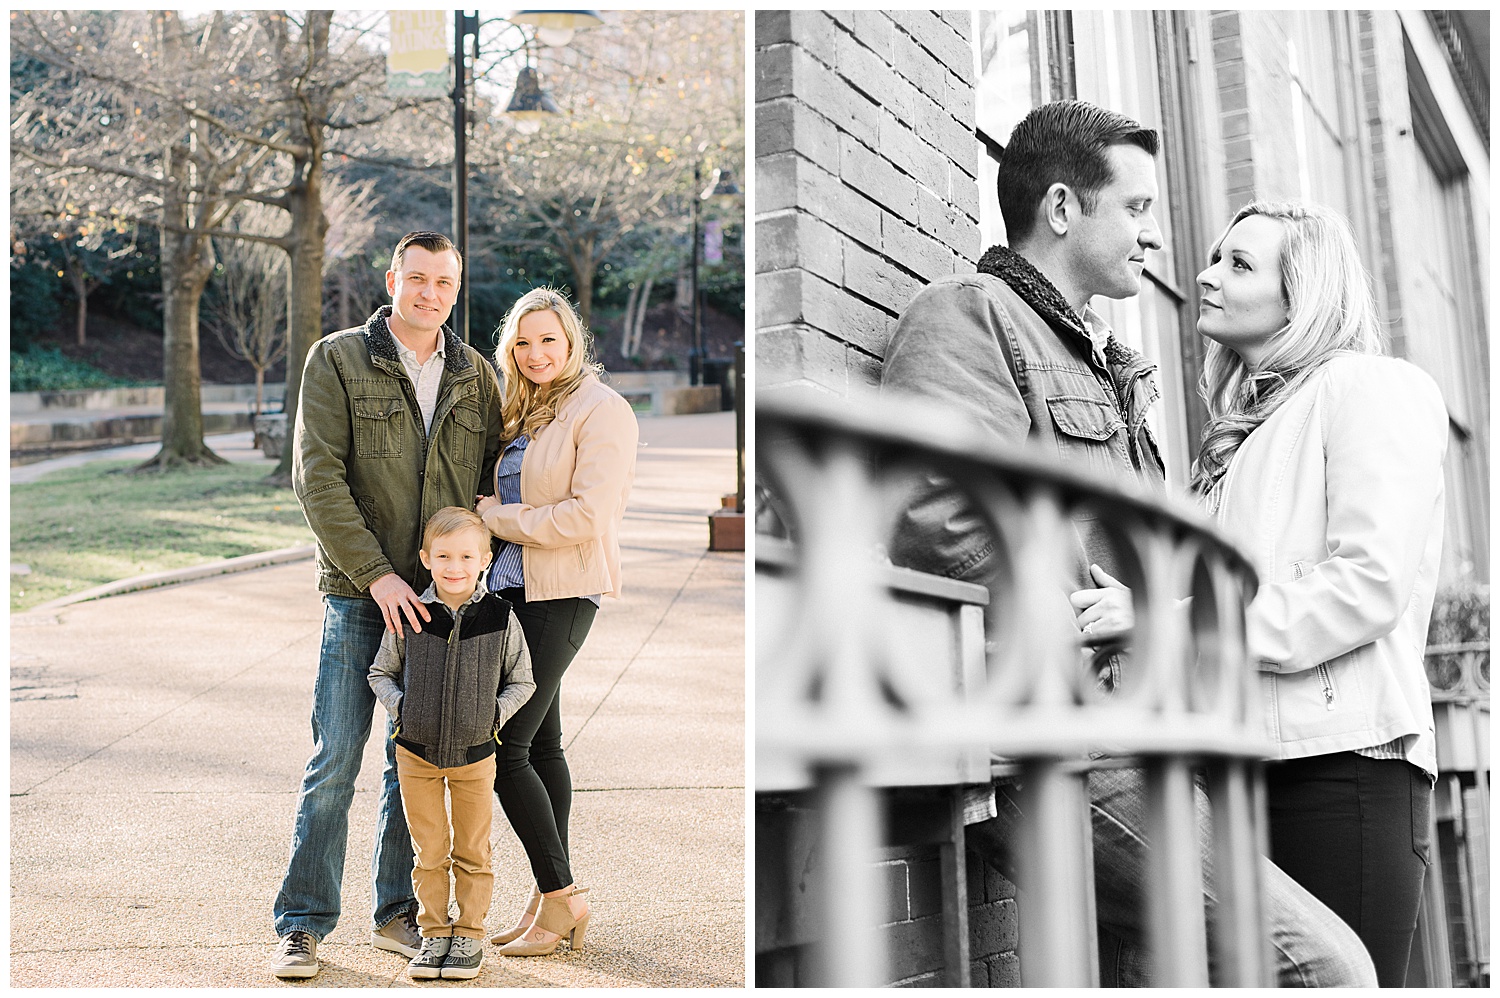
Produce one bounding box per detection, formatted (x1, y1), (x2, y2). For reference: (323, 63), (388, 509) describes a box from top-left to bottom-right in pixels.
(977, 245), (1096, 350)
(417, 573), (489, 615)
(363, 305), (473, 375)
(979, 244), (1164, 482)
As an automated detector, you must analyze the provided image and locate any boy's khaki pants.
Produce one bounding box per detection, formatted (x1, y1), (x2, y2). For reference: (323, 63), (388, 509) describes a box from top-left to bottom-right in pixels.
(394, 745), (495, 940)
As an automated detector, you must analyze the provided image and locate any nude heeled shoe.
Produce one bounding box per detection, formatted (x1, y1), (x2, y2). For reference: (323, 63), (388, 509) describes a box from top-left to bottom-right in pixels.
(489, 886), (542, 945)
(495, 886), (590, 956)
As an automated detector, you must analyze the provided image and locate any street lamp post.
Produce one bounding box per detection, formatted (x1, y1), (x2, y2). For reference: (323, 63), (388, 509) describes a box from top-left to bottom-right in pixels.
(690, 163), (741, 387)
(691, 162), (702, 386)
(452, 11), (478, 344)
(449, 10), (598, 345)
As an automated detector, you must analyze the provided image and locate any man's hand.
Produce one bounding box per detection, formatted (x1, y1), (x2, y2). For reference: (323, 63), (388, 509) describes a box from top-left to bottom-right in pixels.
(1070, 563), (1133, 646)
(368, 572), (431, 635)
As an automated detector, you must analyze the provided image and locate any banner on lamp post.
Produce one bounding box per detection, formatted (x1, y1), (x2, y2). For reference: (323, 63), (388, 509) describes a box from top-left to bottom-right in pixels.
(704, 220), (724, 265)
(387, 11), (450, 98)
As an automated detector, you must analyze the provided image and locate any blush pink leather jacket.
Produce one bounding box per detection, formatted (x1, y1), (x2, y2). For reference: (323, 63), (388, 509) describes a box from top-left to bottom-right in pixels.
(481, 374), (638, 601)
(1214, 353), (1448, 777)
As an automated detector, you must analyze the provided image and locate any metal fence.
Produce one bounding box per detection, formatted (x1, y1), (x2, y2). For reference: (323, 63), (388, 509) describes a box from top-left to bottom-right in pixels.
(756, 390), (1271, 986)
(1418, 640), (1490, 986)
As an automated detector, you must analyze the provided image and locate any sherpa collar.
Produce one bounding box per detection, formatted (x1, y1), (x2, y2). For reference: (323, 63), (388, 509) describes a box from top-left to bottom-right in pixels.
(976, 245), (1094, 345)
(976, 245), (1155, 378)
(362, 305), (472, 375)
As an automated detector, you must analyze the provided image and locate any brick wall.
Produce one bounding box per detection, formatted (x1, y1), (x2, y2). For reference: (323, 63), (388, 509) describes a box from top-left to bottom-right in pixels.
(756, 793), (1020, 986)
(1354, 11), (1406, 356)
(1210, 12), (1254, 217)
(755, 9), (980, 396)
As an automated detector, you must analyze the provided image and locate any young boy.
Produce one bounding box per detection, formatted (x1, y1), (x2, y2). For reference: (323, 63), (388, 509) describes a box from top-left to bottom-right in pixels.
(368, 507), (534, 980)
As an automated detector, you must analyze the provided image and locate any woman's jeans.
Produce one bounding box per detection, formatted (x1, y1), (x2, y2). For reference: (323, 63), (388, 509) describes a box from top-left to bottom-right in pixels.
(1267, 753), (1432, 987)
(273, 595), (415, 940)
(971, 766), (1378, 986)
(494, 589), (597, 893)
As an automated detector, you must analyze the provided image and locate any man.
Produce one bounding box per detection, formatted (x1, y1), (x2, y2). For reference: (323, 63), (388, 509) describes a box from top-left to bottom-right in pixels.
(880, 102), (1375, 985)
(883, 99), (1163, 597)
(270, 231), (504, 979)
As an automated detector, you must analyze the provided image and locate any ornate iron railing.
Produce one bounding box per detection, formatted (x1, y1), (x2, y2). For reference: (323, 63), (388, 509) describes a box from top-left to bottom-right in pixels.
(756, 390), (1270, 987)
(1422, 640), (1489, 986)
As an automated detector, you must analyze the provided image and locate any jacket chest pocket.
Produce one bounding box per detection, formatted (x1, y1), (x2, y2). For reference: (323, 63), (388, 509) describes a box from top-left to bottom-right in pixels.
(440, 395), (485, 471)
(1045, 395), (1128, 474)
(353, 396), (406, 459)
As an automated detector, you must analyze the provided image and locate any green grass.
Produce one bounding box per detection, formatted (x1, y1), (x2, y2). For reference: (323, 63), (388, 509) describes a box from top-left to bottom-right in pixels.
(11, 460), (314, 612)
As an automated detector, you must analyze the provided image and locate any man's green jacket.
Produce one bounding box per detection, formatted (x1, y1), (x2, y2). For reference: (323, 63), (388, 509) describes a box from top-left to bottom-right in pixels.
(293, 305), (504, 599)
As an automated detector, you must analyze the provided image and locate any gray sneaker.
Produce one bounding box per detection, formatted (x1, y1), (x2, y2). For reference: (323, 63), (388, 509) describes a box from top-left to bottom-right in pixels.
(441, 936), (484, 980)
(407, 936), (451, 980)
(372, 908), (422, 958)
(270, 930), (319, 979)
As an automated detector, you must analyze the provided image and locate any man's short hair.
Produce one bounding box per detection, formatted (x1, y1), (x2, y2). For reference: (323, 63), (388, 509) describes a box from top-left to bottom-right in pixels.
(998, 101), (1159, 244)
(392, 231), (462, 274)
(422, 506), (488, 552)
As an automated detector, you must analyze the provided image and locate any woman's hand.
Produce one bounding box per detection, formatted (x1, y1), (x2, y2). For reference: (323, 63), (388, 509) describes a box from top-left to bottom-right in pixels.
(1070, 563), (1133, 646)
(476, 494), (500, 517)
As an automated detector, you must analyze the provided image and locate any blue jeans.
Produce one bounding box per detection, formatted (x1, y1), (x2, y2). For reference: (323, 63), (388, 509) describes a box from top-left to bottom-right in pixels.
(272, 595), (415, 940)
(980, 767), (1378, 986)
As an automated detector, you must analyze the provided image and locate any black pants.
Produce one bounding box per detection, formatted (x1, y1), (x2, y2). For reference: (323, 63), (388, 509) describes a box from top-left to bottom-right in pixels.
(494, 588), (597, 893)
(1266, 752), (1431, 987)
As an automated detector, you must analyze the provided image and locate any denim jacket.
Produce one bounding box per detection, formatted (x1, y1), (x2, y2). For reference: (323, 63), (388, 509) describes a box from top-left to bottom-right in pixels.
(881, 271), (1165, 587)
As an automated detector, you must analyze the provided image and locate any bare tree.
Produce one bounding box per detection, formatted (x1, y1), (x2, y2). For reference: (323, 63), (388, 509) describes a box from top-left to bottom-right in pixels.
(11, 10), (398, 475)
(205, 203), (289, 416)
(206, 175), (378, 415)
(474, 10), (745, 328)
(13, 11), (293, 468)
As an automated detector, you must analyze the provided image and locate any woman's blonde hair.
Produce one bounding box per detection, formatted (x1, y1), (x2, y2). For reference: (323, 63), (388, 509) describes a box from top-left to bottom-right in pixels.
(493, 286), (601, 440)
(1190, 200), (1385, 496)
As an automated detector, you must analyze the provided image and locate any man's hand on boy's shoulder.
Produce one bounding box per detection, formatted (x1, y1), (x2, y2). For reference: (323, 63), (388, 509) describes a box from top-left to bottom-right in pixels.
(369, 572), (432, 634)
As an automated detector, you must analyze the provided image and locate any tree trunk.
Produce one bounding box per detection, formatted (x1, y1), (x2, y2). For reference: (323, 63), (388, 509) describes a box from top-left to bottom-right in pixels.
(621, 281), (638, 361)
(628, 276), (654, 358)
(573, 261), (595, 330)
(62, 250), (88, 345)
(269, 11), (331, 486)
(338, 265), (351, 331)
(139, 220), (223, 470)
(253, 366), (265, 417)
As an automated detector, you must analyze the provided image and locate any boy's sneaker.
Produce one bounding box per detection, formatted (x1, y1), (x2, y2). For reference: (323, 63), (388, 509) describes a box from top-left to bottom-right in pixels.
(270, 930), (319, 979)
(372, 908), (422, 958)
(407, 936), (451, 980)
(440, 936), (484, 980)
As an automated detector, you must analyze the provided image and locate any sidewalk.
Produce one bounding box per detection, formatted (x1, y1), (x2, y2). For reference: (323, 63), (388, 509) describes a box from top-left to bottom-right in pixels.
(10, 412), (745, 987)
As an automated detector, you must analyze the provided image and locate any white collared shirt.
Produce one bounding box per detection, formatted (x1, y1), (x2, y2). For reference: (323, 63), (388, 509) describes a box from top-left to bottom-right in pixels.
(1079, 305), (1114, 368)
(397, 335), (446, 435)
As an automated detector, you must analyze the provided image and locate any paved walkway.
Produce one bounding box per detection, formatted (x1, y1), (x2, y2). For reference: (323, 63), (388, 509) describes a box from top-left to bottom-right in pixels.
(10, 413), (745, 987)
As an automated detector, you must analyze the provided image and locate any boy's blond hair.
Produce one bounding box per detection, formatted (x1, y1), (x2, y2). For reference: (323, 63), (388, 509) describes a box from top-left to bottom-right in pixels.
(421, 506), (489, 552)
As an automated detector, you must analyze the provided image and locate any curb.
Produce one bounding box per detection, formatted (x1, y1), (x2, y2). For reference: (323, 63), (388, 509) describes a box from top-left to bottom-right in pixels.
(19, 545), (317, 614)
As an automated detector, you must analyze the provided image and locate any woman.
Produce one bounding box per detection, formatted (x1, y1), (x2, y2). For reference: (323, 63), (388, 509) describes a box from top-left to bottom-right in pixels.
(1192, 201), (1448, 986)
(475, 287), (638, 956)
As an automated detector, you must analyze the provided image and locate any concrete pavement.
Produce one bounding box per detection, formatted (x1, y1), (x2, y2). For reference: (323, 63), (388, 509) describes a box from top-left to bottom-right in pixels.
(10, 412), (746, 987)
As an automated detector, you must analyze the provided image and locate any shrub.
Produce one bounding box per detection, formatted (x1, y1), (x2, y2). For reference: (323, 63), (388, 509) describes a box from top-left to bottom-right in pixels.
(1425, 581), (1489, 694)
(11, 345), (137, 392)
(1428, 582), (1490, 647)
(9, 260), (65, 350)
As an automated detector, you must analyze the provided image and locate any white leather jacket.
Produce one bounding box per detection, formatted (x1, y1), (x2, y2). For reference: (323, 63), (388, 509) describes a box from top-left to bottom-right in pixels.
(1214, 353), (1448, 777)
